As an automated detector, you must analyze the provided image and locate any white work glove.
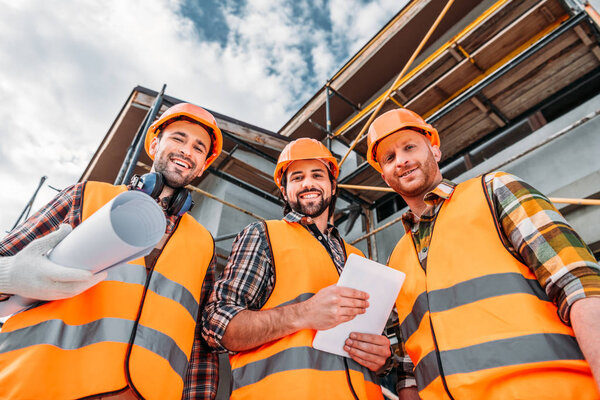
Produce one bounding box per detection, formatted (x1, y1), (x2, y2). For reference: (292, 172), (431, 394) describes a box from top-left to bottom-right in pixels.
(0, 224), (107, 301)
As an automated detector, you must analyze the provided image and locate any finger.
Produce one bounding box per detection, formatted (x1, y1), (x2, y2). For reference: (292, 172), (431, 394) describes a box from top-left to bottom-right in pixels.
(336, 306), (367, 317)
(28, 224), (73, 254)
(337, 286), (369, 300)
(338, 297), (369, 309)
(345, 338), (390, 359)
(43, 261), (96, 283)
(345, 350), (381, 372)
(349, 332), (390, 346)
(55, 272), (107, 298)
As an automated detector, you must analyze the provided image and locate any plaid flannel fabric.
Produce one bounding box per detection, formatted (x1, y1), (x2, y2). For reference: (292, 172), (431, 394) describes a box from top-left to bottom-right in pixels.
(202, 211), (347, 352)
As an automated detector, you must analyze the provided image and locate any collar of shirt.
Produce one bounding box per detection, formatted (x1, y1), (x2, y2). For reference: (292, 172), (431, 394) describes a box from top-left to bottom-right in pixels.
(283, 211), (338, 237)
(401, 179), (457, 233)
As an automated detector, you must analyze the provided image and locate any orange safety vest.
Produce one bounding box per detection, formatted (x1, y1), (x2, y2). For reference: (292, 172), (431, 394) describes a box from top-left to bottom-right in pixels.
(0, 182), (214, 400)
(388, 174), (599, 400)
(229, 220), (384, 400)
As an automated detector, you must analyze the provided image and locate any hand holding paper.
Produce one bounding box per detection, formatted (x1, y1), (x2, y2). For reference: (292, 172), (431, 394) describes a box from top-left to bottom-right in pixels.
(0, 190), (166, 317)
(312, 254), (405, 359)
(301, 284), (369, 330)
(0, 225), (107, 301)
(344, 332), (392, 372)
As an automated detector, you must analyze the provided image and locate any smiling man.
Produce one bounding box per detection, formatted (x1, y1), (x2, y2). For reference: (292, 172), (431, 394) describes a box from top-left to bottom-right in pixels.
(0, 103), (222, 399)
(366, 108), (600, 400)
(204, 138), (390, 399)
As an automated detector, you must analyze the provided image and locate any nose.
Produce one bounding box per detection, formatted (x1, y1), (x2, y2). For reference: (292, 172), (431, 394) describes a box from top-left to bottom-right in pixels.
(179, 141), (193, 157)
(393, 153), (409, 169)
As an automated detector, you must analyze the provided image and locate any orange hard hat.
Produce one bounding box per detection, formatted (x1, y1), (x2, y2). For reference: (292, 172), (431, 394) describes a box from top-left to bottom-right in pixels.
(145, 102), (223, 170)
(273, 138), (339, 190)
(366, 108), (439, 173)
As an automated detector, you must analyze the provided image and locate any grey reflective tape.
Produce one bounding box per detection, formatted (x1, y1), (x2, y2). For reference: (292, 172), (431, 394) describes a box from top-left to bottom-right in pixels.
(107, 263), (200, 322)
(414, 351), (441, 392)
(231, 346), (377, 391)
(0, 318), (188, 380)
(400, 292), (429, 343)
(105, 263), (147, 285)
(133, 323), (189, 380)
(400, 273), (549, 342)
(276, 293), (314, 308)
(414, 333), (584, 391)
(428, 273), (549, 313)
(148, 271), (200, 321)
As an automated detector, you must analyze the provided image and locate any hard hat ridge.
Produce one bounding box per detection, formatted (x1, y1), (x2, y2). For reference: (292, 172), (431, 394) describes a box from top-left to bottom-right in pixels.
(366, 108), (439, 173)
(273, 138), (339, 190)
(144, 102), (223, 170)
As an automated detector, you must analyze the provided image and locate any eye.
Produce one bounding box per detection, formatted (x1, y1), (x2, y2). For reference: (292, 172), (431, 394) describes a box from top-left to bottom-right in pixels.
(405, 144), (415, 151)
(172, 137), (183, 143)
(194, 145), (206, 154)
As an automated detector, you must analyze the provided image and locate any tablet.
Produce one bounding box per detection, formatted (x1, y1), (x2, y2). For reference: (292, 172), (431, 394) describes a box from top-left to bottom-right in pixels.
(312, 253), (405, 358)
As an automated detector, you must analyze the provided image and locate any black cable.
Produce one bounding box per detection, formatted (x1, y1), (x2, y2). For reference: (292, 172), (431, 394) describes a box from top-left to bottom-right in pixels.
(344, 358), (360, 400)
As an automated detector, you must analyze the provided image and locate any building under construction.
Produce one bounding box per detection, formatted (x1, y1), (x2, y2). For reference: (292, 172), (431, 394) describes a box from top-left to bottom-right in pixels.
(77, 0), (600, 397)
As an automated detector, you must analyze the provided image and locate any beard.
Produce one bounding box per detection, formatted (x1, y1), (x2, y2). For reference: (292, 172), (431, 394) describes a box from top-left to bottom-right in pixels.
(153, 152), (197, 189)
(288, 188), (332, 218)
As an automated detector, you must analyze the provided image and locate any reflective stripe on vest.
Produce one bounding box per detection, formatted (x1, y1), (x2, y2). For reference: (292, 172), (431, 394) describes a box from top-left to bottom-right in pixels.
(229, 219), (383, 400)
(388, 173), (598, 400)
(0, 182), (214, 400)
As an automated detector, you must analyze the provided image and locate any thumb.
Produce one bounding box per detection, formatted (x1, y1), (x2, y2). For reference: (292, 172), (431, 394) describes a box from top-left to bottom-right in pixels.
(27, 224), (73, 255)
(44, 261), (96, 283)
(52, 270), (108, 300)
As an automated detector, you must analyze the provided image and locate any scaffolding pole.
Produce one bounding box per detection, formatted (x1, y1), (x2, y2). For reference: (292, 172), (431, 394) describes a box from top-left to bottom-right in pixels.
(338, 0), (456, 168)
(339, 183), (600, 207)
(10, 176), (47, 232)
(115, 84), (166, 185)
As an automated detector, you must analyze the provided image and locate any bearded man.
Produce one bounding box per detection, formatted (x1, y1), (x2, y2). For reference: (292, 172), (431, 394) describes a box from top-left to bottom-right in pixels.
(204, 138), (391, 399)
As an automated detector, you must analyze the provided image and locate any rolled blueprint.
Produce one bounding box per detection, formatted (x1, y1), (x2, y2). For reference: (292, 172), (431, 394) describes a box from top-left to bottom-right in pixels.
(0, 190), (166, 317)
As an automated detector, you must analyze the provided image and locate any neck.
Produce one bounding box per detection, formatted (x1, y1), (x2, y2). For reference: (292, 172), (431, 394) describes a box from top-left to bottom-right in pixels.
(159, 186), (175, 202)
(312, 211), (330, 233)
(403, 175), (443, 218)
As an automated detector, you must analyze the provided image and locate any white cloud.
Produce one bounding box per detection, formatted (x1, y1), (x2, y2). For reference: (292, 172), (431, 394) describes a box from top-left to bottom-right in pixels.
(0, 0), (403, 234)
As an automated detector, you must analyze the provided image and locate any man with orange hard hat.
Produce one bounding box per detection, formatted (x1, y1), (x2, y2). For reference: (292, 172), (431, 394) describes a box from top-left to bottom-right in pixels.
(204, 137), (391, 399)
(0, 102), (223, 399)
(366, 107), (600, 399)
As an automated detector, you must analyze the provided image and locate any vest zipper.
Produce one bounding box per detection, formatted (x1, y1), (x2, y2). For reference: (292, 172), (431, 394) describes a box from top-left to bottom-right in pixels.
(343, 358), (360, 400)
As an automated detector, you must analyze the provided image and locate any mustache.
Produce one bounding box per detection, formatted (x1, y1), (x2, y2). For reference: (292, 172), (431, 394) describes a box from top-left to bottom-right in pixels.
(297, 187), (323, 196)
(168, 152), (196, 169)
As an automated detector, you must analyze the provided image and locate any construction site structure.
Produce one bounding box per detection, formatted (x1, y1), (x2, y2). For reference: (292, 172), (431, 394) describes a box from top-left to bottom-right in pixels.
(77, 0), (600, 398)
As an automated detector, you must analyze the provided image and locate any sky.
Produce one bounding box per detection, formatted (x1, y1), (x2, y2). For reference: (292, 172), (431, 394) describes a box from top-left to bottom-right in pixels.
(0, 0), (407, 235)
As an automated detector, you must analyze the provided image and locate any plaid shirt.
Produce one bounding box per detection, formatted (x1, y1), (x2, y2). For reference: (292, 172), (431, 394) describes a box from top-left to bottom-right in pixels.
(0, 182), (218, 400)
(203, 211), (347, 352)
(394, 172), (600, 391)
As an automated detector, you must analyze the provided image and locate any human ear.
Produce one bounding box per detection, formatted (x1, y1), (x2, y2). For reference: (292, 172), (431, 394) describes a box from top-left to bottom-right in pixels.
(149, 137), (160, 158)
(431, 145), (442, 162)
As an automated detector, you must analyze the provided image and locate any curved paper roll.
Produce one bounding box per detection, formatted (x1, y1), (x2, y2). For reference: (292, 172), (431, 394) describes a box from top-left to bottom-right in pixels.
(0, 191), (166, 317)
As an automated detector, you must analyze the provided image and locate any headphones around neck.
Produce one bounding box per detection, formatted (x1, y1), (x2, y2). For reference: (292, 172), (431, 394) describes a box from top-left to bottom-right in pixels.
(129, 172), (194, 216)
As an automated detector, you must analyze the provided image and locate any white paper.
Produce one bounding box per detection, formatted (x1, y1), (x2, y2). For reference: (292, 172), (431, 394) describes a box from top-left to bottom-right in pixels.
(312, 254), (405, 358)
(0, 191), (166, 317)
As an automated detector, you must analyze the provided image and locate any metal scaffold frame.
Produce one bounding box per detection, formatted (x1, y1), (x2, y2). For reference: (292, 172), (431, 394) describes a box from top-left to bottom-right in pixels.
(112, 0), (600, 264)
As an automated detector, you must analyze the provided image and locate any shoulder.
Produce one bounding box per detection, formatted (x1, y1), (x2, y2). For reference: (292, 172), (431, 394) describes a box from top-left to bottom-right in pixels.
(483, 171), (523, 187)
